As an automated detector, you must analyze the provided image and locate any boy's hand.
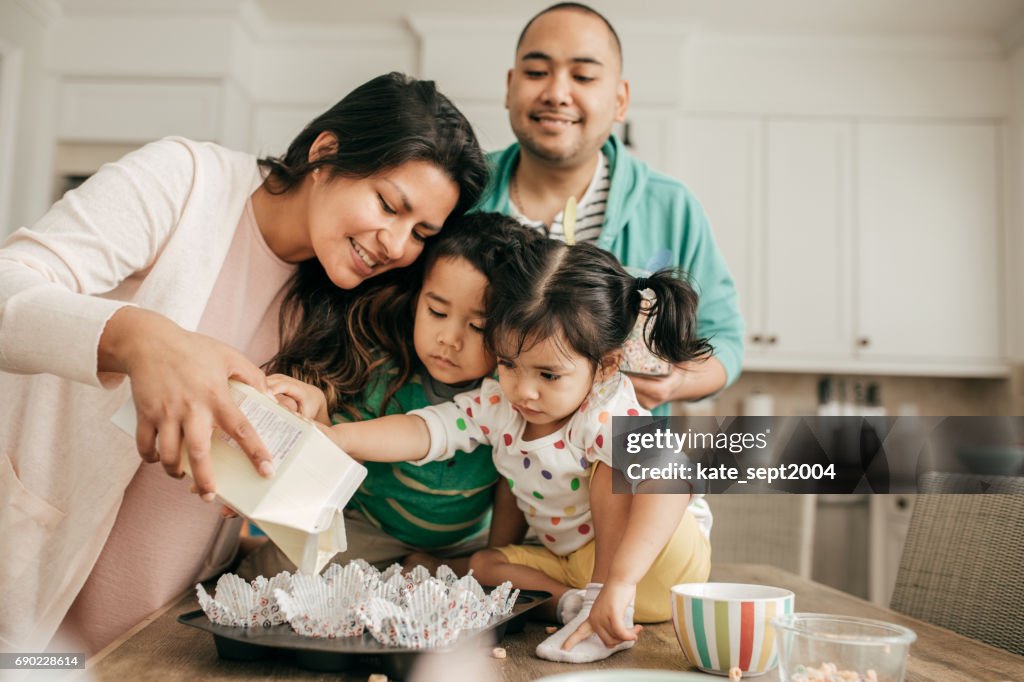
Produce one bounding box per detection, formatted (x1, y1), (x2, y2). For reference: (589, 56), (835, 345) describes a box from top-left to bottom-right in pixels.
(267, 373), (329, 423)
(563, 581), (642, 650)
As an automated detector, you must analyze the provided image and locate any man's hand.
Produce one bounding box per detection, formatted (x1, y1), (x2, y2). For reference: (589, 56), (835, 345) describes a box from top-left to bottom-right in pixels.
(627, 355), (727, 409)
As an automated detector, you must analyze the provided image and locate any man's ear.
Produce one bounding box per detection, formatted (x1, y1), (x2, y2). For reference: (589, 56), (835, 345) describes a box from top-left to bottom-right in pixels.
(505, 68), (514, 110)
(308, 131), (339, 164)
(598, 349), (623, 380)
(614, 79), (631, 123)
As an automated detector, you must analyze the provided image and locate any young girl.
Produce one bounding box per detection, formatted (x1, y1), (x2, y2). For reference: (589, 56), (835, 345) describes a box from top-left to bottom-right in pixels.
(239, 212), (542, 578)
(327, 239), (714, 664)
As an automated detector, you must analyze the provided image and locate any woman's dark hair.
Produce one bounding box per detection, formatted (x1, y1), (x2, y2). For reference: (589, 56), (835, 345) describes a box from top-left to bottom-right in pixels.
(258, 71), (488, 217)
(266, 72), (491, 408)
(486, 240), (712, 370)
(273, 213), (540, 417)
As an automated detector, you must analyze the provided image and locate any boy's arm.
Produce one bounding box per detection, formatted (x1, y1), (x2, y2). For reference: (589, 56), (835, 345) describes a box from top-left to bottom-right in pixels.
(327, 414), (431, 462)
(487, 479), (529, 547)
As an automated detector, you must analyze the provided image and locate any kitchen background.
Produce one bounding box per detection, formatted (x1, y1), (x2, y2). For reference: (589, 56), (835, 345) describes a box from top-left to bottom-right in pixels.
(2, 0), (1023, 604)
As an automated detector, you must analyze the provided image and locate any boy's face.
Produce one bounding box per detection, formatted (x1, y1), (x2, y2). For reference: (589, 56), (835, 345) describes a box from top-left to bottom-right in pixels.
(413, 257), (496, 385)
(505, 8), (629, 169)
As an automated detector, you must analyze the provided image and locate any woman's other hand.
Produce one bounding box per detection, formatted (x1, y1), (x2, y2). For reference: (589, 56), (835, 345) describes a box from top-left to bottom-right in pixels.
(267, 373), (329, 423)
(99, 307), (275, 500)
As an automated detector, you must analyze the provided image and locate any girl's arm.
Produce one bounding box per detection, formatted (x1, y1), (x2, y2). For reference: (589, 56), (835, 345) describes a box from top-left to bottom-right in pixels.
(567, 493), (688, 649)
(605, 493), (687, 586)
(326, 414), (432, 462)
(487, 479), (529, 547)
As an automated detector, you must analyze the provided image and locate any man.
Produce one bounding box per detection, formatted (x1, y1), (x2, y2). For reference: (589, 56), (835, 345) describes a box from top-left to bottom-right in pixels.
(477, 2), (744, 413)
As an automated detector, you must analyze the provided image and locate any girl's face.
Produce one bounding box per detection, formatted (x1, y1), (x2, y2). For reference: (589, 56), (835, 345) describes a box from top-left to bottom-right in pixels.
(413, 257), (496, 385)
(308, 160), (459, 290)
(497, 333), (599, 439)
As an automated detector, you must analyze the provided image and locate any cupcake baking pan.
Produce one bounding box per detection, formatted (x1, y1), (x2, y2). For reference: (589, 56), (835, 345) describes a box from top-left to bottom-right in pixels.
(178, 588), (550, 679)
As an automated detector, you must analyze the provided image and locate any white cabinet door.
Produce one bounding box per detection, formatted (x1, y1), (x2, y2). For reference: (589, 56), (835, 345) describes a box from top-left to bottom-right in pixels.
(856, 123), (1002, 364)
(666, 117), (762, 351)
(763, 121), (853, 360)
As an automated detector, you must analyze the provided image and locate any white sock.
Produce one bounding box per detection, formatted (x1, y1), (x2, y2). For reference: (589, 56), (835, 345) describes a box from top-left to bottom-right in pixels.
(536, 583), (635, 663)
(556, 588), (587, 625)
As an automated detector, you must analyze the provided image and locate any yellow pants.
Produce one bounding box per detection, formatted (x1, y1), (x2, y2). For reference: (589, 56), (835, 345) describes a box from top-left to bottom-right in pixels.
(495, 511), (711, 622)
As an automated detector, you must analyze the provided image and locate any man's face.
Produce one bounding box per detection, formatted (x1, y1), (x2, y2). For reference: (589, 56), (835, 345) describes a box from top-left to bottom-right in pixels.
(505, 9), (629, 169)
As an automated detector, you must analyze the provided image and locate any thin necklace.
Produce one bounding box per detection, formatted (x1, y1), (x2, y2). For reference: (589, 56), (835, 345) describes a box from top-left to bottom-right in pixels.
(510, 170), (524, 213)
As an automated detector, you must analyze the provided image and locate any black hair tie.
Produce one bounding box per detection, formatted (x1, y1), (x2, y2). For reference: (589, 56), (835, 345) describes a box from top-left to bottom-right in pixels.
(635, 276), (649, 291)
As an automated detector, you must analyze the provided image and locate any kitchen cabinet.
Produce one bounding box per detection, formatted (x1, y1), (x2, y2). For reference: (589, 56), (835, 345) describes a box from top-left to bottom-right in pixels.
(855, 122), (1003, 367)
(669, 116), (1005, 377)
(667, 117), (762, 344)
(868, 494), (916, 605)
(762, 120), (853, 361)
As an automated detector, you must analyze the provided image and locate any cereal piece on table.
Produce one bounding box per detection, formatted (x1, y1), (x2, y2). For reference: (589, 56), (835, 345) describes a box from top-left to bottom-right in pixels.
(866, 671), (878, 682)
(728, 666), (743, 680)
(544, 626), (558, 634)
(491, 647), (507, 659)
(368, 675), (387, 682)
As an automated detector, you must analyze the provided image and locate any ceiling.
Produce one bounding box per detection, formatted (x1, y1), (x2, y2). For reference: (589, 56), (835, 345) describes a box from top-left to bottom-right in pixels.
(255, 0), (1024, 42)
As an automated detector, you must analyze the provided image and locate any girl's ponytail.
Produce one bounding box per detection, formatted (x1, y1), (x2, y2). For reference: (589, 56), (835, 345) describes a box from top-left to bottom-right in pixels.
(635, 269), (713, 365)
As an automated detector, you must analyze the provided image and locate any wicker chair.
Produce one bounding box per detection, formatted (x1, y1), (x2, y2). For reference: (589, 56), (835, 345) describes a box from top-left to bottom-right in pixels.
(889, 474), (1024, 656)
(708, 493), (817, 578)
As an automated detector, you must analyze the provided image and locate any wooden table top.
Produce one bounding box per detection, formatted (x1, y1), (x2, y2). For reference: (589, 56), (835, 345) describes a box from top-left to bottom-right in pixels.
(83, 564), (1023, 682)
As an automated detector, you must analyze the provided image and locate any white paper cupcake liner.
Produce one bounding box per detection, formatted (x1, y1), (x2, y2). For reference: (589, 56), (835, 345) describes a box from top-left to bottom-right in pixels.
(274, 566), (371, 638)
(197, 561), (520, 646)
(196, 572), (292, 628)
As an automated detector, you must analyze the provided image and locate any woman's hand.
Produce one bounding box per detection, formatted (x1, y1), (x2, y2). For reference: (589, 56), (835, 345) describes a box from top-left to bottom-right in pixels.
(563, 580), (642, 650)
(100, 307), (275, 500)
(267, 373), (329, 423)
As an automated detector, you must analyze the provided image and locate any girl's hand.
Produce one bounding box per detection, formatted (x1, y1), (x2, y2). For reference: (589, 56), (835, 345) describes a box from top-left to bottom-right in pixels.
(267, 373), (329, 423)
(101, 307), (275, 500)
(562, 581), (642, 650)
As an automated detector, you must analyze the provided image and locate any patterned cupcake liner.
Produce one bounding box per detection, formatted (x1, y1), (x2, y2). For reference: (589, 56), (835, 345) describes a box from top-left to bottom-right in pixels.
(196, 572), (292, 628)
(196, 561), (519, 647)
(274, 566), (371, 638)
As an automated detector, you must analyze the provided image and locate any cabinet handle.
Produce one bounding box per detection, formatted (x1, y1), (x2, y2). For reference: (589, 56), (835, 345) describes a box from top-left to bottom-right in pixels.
(857, 337), (870, 347)
(751, 334), (763, 343)
(767, 335), (778, 345)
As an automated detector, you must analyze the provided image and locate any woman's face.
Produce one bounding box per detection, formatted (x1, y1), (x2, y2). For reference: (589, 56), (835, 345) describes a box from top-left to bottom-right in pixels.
(308, 160), (460, 289)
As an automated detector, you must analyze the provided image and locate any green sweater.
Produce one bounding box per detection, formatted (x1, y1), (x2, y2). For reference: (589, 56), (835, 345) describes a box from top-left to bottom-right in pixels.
(477, 135), (745, 412)
(337, 368), (498, 549)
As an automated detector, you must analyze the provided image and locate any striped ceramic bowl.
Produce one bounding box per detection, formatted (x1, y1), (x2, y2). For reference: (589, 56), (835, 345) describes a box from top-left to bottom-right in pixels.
(671, 582), (795, 677)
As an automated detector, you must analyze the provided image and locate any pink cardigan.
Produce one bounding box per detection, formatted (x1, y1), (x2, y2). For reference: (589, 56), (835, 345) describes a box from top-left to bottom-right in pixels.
(0, 138), (263, 652)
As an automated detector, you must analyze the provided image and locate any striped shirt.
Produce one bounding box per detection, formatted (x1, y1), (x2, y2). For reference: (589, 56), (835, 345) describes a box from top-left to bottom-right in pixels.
(509, 152), (610, 244)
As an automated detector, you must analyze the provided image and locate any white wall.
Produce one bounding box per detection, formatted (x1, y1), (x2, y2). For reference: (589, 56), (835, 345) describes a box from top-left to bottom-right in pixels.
(0, 0), (60, 233)
(1009, 45), (1024, 366)
(7, 1), (1022, 349)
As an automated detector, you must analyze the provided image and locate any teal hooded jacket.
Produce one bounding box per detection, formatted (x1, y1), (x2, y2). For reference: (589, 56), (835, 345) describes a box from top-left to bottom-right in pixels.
(476, 135), (745, 410)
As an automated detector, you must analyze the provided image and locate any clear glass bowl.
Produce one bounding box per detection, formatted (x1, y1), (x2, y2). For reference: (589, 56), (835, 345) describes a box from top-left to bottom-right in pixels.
(772, 613), (916, 682)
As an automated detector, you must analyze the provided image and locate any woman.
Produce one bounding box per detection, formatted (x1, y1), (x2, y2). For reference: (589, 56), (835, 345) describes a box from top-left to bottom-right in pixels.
(0, 72), (488, 654)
